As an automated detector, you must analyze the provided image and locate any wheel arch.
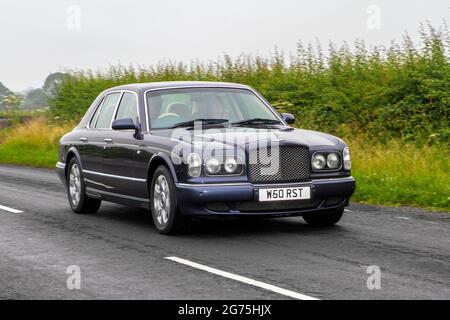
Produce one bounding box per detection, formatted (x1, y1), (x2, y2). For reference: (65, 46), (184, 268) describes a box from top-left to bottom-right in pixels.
(65, 147), (82, 180)
(146, 152), (179, 186)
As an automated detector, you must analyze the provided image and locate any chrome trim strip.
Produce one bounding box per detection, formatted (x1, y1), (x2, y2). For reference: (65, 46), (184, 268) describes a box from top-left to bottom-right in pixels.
(86, 95), (105, 129)
(109, 91), (125, 128)
(176, 177), (354, 188)
(311, 177), (354, 183)
(143, 85), (287, 130)
(84, 178), (115, 189)
(203, 155), (244, 177)
(311, 151), (343, 172)
(86, 90), (141, 130)
(176, 182), (252, 187)
(86, 187), (149, 203)
(83, 170), (147, 182)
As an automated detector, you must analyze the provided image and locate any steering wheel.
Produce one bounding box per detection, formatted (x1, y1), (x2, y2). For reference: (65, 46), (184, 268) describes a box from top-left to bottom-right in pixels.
(157, 113), (180, 120)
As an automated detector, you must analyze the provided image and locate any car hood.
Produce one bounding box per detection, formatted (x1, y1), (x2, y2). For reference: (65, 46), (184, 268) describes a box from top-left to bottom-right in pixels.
(150, 127), (340, 149)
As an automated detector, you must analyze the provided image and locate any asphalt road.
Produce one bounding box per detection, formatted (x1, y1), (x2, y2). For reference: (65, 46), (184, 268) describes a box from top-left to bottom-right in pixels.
(0, 164), (449, 300)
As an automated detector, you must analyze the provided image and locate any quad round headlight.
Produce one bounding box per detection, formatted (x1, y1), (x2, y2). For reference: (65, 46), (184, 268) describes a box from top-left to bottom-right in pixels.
(205, 157), (221, 174)
(224, 157), (238, 173)
(187, 153), (201, 177)
(327, 153), (340, 169)
(312, 154), (326, 170)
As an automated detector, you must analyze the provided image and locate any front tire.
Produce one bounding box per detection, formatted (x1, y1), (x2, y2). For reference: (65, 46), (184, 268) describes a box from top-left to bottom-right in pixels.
(302, 207), (344, 226)
(150, 166), (184, 234)
(66, 158), (101, 214)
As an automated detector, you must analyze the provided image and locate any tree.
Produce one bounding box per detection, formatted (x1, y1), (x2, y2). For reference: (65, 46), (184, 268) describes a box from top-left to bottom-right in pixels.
(43, 72), (67, 96)
(22, 88), (48, 109)
(0, 82), (13, 109)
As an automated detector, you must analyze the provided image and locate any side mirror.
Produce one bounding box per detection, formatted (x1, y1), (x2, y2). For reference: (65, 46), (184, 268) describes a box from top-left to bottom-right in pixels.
(281, 113), (295, 125)
(112, 118), (143, 140)
(112, 118), (137, 130)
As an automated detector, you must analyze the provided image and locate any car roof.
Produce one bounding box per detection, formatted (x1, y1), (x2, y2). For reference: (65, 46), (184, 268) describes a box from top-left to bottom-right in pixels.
(107, 81), (251, 93)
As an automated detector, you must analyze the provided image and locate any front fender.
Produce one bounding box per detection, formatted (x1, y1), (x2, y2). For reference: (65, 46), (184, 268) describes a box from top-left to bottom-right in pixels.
(147, 152), (179, 183)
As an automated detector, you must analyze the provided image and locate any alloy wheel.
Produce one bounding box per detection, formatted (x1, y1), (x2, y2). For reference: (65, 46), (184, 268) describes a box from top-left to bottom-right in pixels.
(153, 175), (171, 225)
(69, 163), (81, 207)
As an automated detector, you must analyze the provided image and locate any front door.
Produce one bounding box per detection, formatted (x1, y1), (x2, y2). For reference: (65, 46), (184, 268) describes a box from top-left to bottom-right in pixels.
(101, 91), (145, 197)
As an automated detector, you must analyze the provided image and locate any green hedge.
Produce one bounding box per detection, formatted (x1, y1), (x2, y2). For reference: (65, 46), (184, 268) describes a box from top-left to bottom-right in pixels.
(50, 24), (449, 144)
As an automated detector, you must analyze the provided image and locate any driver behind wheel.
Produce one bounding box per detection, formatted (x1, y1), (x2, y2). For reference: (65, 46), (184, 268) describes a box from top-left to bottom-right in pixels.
(192, 94), (226, 120)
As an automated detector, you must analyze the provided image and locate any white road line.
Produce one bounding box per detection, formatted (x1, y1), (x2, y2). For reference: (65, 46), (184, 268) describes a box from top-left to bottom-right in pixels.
(165, 256), (319, 300)
(0, 204), (23, 214)
(395, 216), (410, 220)
(344, 209), (352, 212)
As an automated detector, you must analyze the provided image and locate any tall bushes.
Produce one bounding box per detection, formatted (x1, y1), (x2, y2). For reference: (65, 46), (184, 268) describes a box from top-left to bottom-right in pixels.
(50, 24), (449, 144)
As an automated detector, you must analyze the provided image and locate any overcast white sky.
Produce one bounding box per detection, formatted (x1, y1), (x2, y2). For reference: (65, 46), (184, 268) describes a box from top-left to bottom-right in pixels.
(0, 0), (448, 91)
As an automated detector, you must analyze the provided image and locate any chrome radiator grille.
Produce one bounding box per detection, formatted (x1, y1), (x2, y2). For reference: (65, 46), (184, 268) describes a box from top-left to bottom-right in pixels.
(247, 145), (310, 183)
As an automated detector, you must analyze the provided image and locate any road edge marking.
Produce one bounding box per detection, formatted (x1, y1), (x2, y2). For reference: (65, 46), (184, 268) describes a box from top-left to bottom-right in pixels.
(0, 204), (23, 214)
(165, 256), (319, 300)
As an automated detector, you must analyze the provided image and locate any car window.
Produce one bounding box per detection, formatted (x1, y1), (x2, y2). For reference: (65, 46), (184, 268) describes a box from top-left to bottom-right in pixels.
(115, 92), (138, 121)
(89, 97), (104, 128)
(95, 92), (121, 129)
(147, 88), (276, 129)
(239, 92), (276, 119)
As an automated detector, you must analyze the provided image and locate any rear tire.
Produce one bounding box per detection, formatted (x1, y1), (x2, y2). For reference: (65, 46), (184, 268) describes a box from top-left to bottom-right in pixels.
(303, 207), (344, 226)
(150, 165), (184, 234)
(66, 158), (101, 214)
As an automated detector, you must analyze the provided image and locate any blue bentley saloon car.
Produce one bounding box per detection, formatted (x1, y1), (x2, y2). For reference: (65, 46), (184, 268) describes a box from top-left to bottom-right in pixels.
(56, 81), (355, 234)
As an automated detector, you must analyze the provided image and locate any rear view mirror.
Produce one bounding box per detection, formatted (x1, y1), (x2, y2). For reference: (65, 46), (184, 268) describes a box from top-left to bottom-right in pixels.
(112, 118), (143, 139)
(281, 113), (295, 124)
(112, 118), (137, 130)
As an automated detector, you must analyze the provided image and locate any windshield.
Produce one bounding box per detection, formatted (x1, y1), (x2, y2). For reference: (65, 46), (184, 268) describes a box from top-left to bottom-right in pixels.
(146, 88), (281, 129)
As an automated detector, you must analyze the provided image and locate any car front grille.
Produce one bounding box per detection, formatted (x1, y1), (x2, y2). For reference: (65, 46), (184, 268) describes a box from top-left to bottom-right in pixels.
(247, 145), (311, 183)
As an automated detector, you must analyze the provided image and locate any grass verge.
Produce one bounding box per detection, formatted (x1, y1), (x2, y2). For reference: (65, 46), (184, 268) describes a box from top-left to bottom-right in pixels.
(0, 118), (71, 168)
(349, 138), (449, 212)
(0, 118), (448, 211)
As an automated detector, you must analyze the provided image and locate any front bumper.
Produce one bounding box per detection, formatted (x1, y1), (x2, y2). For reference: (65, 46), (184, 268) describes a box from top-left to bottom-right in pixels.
(56, 162), (66, 185)
(175, 176), (356, 216)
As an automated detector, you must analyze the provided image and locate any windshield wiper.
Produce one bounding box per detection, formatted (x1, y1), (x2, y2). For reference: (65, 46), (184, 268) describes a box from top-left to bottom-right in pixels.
(169, 118), (229, 129)
(230, 118), (282, 127)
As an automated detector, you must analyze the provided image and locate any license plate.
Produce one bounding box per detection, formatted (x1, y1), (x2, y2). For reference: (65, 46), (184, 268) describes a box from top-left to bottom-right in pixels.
(258, 186), (311, 202)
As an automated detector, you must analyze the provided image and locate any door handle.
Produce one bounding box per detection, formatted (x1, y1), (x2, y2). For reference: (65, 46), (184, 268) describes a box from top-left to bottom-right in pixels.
(103, 138), (113, 143)
(79, 137), (88, 142)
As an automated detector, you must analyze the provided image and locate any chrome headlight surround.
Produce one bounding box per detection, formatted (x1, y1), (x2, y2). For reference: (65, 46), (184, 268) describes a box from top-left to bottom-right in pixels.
(311, 151), (342, 171)
(204, 156), (244, 176)
(187, 153), (202, 177)
(343, 147), (351, 170)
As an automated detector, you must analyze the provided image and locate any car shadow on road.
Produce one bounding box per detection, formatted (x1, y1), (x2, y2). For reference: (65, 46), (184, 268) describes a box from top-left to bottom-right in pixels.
(95, 203), (347, 237)
(183, 216), (347, 237)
